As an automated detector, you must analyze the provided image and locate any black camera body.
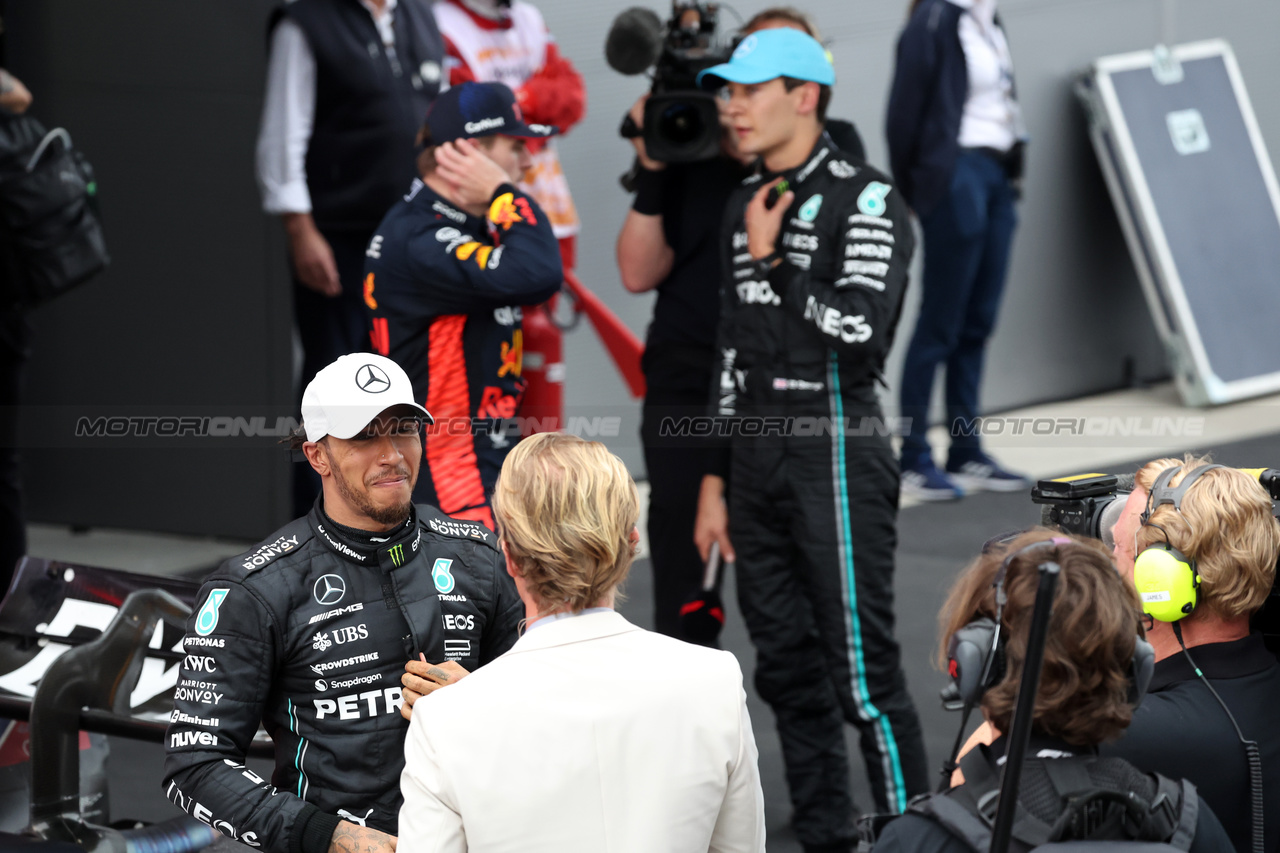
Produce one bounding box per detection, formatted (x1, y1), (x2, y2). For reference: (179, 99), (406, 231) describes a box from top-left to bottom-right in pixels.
(608, 2), (733, 164)
(1032, 468), (1280, 657)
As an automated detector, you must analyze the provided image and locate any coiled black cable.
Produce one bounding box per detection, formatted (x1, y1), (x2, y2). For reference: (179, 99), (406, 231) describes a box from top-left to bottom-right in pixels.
(1174, 622), (1264, 853)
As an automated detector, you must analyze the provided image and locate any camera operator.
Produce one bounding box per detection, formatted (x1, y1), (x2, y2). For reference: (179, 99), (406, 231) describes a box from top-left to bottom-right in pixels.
(1100, 455), (1280, 853)
(618, 7), (864, 646)
(690, 28), (927, 850)
(871, 532), (1231, 852)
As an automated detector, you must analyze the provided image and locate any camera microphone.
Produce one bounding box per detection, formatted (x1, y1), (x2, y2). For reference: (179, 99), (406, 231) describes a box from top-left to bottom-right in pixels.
(605, 7), (665, 76)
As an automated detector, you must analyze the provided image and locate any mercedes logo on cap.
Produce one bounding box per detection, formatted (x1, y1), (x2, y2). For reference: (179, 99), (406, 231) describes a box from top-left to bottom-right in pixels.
(356, 364), (391, 394)
(313, 574), (347, 606)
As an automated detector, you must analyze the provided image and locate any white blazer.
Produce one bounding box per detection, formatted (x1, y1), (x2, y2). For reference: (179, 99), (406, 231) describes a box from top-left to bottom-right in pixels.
(397, 610), (766, 853)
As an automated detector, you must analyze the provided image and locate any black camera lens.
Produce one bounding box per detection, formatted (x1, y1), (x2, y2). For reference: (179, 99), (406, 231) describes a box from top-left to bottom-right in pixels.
(656, 102), (706, 146)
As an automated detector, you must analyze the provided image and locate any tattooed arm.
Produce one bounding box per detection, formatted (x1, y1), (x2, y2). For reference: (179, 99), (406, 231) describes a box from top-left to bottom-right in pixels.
(328, 820), (397, 853)
(399, 660), (471, 721)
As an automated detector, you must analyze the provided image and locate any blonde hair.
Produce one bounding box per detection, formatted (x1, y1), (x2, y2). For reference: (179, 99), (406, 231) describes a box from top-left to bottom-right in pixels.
(1134, 454), (1280, 620)
(490, 433), (639, 616)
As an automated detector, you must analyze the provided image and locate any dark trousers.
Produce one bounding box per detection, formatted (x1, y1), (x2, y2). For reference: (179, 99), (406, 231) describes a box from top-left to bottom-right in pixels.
(292, 228), (374, 516)
(899, 150), (1018, 469)
(729, 425), (927, 846)
(640, 347), (718, 644)
(0, 308), (28, 597)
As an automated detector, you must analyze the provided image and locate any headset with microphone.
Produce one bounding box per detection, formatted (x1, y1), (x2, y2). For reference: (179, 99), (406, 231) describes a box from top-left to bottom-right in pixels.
(939, 536), (1155, 791)
(1130, 463), (1222, 622)
(1128, 463), (1265, 853)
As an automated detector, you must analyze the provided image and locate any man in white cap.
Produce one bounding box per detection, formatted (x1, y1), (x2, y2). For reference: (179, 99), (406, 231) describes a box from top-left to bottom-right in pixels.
(162, 353), (522, 853)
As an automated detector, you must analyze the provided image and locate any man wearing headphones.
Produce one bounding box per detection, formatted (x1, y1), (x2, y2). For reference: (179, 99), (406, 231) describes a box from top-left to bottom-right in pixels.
(871, 531), (1231, 851)
(1105, 455), (1280, 853)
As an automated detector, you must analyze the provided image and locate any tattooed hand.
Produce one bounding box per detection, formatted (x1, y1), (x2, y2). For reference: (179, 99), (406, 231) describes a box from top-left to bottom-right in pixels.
(400, 659), (472, 721)
(327, 820), (396, 853)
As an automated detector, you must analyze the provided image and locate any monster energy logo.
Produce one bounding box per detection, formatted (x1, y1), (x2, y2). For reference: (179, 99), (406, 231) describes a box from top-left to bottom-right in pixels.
(388, 544), (405, 566)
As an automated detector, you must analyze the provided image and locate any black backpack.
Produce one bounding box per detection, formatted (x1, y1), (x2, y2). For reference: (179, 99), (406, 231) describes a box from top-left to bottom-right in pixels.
(859, 747), (1199, 852)
(0, 112), (109, 308)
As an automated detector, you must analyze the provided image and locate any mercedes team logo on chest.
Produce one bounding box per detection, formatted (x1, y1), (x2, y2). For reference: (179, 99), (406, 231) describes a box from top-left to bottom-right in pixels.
(355, 364), (391, 394)
(313, 574), (346, 606)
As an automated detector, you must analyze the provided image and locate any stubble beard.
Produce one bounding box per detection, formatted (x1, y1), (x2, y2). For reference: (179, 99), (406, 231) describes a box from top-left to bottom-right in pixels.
(329, 458), (413, 528)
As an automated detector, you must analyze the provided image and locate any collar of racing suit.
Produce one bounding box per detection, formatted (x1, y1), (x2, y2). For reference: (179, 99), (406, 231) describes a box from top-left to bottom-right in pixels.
(753, 131), (837, 194)
(309, 499), (423, 571)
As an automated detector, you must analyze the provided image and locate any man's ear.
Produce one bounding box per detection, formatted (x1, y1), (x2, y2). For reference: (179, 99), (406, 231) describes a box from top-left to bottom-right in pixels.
(796, 81), (821, 118)
(501, 539), (521, 580)
(302, 440), (331, 478)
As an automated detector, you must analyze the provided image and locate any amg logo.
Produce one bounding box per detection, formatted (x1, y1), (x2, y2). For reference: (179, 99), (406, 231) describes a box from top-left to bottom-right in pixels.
(170, 730), (219, 748)
(309, 602), (364, 625)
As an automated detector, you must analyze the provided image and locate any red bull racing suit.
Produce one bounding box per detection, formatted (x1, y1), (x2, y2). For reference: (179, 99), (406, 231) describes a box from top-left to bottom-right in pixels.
(365, 180), (562, 529)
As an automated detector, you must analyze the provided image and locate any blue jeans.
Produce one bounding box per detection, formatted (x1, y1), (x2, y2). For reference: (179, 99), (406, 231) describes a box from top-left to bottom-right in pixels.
(899, 150), (1018, 470)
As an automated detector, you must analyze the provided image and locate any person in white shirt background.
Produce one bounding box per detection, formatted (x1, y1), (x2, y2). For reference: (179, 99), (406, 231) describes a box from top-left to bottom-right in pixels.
(887, 0), (1031, 503)
(255, 0), (445, 515)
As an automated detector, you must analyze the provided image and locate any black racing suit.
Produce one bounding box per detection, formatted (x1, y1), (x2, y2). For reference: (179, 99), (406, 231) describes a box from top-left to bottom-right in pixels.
(365, 181), (563, 530)
(711, 134), (928, 845)
(162, 502), (522, 853)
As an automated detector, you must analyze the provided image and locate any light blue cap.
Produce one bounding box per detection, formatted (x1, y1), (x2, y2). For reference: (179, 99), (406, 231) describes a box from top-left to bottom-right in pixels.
(697, 28), (835, 89)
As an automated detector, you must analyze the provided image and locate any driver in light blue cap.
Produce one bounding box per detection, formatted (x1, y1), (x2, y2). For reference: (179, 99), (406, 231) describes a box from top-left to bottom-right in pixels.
(691, 25), (930, 853)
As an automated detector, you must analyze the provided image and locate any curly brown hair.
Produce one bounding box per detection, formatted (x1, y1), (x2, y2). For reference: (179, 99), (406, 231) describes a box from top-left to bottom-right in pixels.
(938, 530), (1145, 745)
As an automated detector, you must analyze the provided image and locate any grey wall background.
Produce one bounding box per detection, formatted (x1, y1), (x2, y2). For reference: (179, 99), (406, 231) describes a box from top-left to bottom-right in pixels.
(4, 0), (1277, 537)
(5, 1), (294, 538)
(548, 0), (1280, 473)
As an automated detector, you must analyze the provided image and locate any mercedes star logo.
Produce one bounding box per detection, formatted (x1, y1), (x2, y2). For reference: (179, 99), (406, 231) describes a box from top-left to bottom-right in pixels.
(356, 364), (391, 394)
(313, 574), (347, 606)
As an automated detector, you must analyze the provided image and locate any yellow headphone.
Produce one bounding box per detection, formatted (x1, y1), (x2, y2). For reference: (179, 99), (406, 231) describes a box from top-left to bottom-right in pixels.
(1131, 464), (1222, 622)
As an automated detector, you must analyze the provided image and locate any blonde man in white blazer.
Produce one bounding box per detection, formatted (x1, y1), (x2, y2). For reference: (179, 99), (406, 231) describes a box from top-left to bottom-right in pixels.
(397, 432), (766, 853)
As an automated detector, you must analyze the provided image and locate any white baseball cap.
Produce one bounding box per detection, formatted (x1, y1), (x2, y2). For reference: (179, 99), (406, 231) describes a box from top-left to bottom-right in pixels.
(300, 354), (432, 442)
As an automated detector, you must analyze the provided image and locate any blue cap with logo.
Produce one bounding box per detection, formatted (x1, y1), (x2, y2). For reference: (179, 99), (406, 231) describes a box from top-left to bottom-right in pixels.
(697, 28), (835, 89)
(421, 81), (559, 145)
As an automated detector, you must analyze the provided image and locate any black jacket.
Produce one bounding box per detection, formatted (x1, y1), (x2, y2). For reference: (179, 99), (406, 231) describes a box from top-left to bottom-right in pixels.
(1102, 634), (1280, 853)
(275, 0), (445, 232)
(162, 502), (522, 853)
(708, 134), (914, 475)
(885, 0), (1018, 217)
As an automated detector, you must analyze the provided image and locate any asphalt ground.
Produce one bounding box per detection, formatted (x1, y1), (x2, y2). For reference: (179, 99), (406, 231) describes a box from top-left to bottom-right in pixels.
(85, 429), (1280, 851)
